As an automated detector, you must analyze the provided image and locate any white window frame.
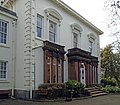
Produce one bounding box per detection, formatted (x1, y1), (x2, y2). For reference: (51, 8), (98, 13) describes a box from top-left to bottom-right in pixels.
(89, 41), (93, 53)
(37, 14), (44, 39)
(73, 33), (78, 48)
(0, 61), (8, 80)
(44, 8), (63, 43)
(88, 33), (96, 54)
(49, 20), (57, 42)
(0, 19), (8, 45)
(71, 23), (83, 48)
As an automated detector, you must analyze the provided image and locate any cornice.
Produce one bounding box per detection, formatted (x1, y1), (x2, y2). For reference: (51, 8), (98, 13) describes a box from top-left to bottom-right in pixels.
(2, 0), (104, 35)
(51, 0), (103, 35)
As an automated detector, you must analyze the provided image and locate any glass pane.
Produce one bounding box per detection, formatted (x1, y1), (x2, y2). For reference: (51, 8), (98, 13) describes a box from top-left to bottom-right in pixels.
(49, 32), (55, 42)
(49, 21), (56, 42)
(89, 41), (92, 52)
(1, 62), (3, 70)
(37, 20), (42, 27)
(2, 22), (4, 27)
(0, 21), (7, 44)
(5, 27), (7, 33)
(37, 27), (42, 37)
(0, 27), (2, 32)
(82, 70), (84, 79)
(73, 33), (78, 47)
(4, 23), (7, 28)
(4, 62), (6, 70)
(1, 33), (3, 43)
(37, 15), (43, 38)
(0, 61), (7, 79)
(4, 74), (6, 78)
(2, 27), (4, 32)
(4, 35), (6, 44)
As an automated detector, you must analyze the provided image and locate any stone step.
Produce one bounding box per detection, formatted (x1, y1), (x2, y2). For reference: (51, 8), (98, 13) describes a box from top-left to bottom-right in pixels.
(92, 92), (107, 97)
(85, 87), (107, 97)
(91, 91), (103, 94)
(85, 87), (99, 90)
(85, 88), (99, 92)
(87, 88), (99, 92)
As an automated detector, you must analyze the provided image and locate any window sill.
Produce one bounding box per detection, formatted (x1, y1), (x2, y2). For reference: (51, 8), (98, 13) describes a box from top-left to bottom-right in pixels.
(35, 37), (45, 41)
(0, 44), (10, 48)
(0, 80), (9, 83)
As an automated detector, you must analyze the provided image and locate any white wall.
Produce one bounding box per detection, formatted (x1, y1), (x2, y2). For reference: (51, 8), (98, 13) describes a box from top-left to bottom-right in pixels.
(34, 47), (43, 89)
(11, 0), (29, 90)
(0, 13), (15, 90)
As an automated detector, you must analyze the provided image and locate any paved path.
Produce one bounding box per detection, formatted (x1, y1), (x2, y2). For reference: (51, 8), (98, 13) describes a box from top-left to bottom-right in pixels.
(0, 95), (120, 105)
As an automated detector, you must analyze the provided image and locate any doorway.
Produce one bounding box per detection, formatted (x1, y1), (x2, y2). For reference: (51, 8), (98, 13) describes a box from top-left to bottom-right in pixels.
(80, 63), (86, 85)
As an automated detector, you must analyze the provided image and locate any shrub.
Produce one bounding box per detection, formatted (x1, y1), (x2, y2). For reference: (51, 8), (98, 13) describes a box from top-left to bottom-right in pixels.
(38, 83), (66, 99)
(101, 79), (116, 87)
(102, 85), (120, 93)
(65, 80), (84, 97)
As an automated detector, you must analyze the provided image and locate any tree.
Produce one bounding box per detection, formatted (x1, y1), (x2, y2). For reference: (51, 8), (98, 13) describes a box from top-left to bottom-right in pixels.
(104, 0), (120, 53)
(100, 44), (113, 78)
(101, 44), (120, 86)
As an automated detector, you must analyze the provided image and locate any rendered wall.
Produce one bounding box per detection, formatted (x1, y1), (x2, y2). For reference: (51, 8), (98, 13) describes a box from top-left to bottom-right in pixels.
(0, 13), (16, 91)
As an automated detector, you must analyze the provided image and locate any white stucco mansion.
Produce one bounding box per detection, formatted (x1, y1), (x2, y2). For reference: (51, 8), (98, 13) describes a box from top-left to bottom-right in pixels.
(0, 0), (103, 99)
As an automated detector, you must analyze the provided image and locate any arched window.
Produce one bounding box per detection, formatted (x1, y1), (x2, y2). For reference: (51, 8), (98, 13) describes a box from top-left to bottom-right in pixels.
(88, 33), (96, 53)
(44, 8), (63, 23)
(44, 8), (63, 43)
(71, 23), (83, 48)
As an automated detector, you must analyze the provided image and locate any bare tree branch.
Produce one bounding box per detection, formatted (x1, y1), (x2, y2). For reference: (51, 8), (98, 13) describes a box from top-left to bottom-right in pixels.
(104, 0), (120, 53)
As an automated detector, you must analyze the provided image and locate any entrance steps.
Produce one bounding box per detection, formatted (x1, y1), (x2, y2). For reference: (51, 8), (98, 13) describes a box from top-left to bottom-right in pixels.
(85, 87), (107, 97)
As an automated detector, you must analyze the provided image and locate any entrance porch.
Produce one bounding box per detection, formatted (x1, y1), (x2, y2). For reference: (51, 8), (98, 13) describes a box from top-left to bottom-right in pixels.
(67, 48), (98, 86)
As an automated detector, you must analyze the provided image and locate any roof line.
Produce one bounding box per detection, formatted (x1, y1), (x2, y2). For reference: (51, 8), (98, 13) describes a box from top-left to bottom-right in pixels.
(53, 0), (103, 35)
(2, 0), (103, 35)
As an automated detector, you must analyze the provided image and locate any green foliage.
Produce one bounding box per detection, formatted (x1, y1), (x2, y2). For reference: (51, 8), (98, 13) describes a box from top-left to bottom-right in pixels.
(38, 83), (65, 90)
(100, 44), (120, 86)
(65, 80), (84, 97)
(38, 83), (66, 99)
(102, 85), (120, 93)
(101, 44), (113, 69)
(101, 78), (116, 87)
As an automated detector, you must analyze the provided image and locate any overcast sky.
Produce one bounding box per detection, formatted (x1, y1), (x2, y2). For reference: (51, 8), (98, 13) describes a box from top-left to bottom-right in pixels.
(62, 0), (113, 48)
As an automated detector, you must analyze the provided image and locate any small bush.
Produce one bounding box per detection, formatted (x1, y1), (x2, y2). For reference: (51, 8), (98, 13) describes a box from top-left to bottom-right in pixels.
(65, 80), (84, 97)
(102, 85), (120, 93)
(38, 83), (66, 99)
(101, 79), (116, 87)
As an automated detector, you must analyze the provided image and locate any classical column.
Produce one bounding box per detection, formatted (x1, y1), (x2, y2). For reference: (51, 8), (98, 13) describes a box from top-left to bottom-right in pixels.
(96, 64), (98, 83)
(87, 63), (90, 86)
(75, 62), (79, 81)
